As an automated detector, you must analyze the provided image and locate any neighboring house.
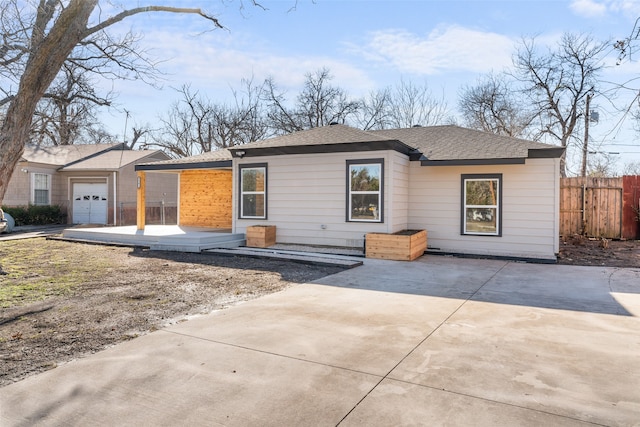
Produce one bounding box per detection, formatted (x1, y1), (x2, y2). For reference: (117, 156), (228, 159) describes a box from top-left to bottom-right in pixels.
(136, 124), (564, 261)
(3, 143), (178, 225)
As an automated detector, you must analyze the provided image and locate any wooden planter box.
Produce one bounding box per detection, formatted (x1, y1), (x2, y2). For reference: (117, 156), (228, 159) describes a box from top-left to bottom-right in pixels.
(365, 229), (427, 261)
(246, 225), (276, 248)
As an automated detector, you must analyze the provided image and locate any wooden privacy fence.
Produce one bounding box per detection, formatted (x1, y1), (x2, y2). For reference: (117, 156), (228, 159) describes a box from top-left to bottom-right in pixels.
(560, 176), (640, 239)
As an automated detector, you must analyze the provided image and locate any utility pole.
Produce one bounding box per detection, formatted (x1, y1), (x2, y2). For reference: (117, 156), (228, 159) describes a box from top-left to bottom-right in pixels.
(123, 109), (130, 149)
(581, 94), (592, 177)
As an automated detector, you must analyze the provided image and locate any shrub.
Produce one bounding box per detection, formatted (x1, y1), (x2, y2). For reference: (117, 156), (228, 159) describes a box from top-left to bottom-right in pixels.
(1, 205), (66, 226)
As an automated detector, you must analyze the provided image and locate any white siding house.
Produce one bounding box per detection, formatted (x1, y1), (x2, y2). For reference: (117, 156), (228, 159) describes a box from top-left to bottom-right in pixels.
(136, 124), (563, 261)
(407, 159), (561, 260)
(234, 151), (402, 248)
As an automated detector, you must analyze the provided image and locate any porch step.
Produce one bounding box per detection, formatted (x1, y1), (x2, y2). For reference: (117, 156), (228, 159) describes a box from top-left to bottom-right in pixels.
(205, 247), (363, 268)
(150, 237), (246, 253)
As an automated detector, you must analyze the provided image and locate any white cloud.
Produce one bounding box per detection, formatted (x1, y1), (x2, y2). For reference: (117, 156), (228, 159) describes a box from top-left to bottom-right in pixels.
(143, 30), (374, 97)
(608, 0), (640, 16)
(352, 25), (514, 76)
(570, 0), (608, 17)
(97, 28), (376, 133)
(570, 0), (640, 17)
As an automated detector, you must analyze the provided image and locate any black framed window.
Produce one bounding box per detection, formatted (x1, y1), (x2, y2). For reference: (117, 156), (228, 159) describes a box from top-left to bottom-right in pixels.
(239, 163), (267, 219)
(461, 174), (502, 236)
(347, 159), (383, 222)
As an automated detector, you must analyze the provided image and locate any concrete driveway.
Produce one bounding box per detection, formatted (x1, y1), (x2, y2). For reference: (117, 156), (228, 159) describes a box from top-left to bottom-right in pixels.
(1, 255), (639, 426)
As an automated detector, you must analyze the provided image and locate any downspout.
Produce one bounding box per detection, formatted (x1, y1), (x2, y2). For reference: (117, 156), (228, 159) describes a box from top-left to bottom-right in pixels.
(113, 171), (117, 226)
(554, 158), (560, 254)
(67, 176), (71, 224)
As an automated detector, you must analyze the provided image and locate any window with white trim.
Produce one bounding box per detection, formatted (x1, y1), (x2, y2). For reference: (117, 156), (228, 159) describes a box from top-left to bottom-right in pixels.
(461, 174), (502, 236)
(347, 159), (383, 222)
(239, 164), (267, 219)
(32, 173), (51, 205)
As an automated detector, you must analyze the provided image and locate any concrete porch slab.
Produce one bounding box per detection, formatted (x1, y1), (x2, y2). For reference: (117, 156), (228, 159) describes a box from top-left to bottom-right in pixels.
(60, 225), (245, 252)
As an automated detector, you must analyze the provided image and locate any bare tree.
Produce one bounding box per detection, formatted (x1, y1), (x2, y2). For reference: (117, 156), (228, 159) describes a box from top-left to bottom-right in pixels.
(86, 126), (117, 145)
(352, 79), (450, 131)
(513, 33), (608, 177)
(604, 18), (640, 154)
(261, 77), (299, 133)
(385, 79), (449, 128)
(614, 18), (640, 64)
(353, 88), (390, 130)
(154, 85), (215, 157)
(0, 0), (222, 202)
(31, 63), (112, 146)
(458, 72), (535, 138)
(152, 81), (269, 157)
(264, 68), (360, 133)
(296, 68), (360, 128)
(129, 126), (150, 150)
(587, 152), (619, 177)
(623, 161), (640, 175)
(229, 76), (271, 145)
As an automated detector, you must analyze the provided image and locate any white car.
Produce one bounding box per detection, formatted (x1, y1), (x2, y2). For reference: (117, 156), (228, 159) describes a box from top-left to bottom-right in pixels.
(0, 208), (11, 233)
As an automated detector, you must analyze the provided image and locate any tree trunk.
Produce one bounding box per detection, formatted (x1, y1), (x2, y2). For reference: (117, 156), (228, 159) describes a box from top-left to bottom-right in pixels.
(0, 2), (220, 203)
(0, 0), (97, 203)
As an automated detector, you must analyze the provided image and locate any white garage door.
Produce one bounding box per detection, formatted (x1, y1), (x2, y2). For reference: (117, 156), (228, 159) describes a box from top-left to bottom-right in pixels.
(73, 183), (108, 224)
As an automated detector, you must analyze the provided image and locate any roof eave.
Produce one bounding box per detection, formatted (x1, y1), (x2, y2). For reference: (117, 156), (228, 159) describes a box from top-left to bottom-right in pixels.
(527, 147), (565, 158)
(60, 167), (119, 172)
(229, 140), (414, 158)
(59, 143), (128, 169)
(420, 147), (564, 166)
(135, 160), (233, 171)
(421, 158), (526, 166)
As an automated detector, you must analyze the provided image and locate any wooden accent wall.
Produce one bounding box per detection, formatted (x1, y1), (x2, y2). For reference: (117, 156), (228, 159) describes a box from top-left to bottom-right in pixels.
(179, 170), (232, 228)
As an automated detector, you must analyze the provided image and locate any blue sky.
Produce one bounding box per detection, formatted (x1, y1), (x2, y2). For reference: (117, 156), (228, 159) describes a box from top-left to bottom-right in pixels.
(98, 0), (640, 172)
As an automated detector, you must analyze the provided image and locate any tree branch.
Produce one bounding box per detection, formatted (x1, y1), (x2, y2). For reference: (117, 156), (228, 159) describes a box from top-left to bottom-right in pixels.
(83, 6), (223, 38)
(0, 94), (14, 106)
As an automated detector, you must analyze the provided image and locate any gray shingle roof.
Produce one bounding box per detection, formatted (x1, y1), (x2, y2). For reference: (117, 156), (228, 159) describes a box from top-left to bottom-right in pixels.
(370, 125), (560, 162)
(146, 149), (232, 164)
(136, 124), (562, 170)
(59, 149), (168, 171)
(226, 125), (415, 158)
(230, 124), (561, 163)
(236, 124), (390, 149)
(21, 143), (124, 166)
(135, 149), (232, 171)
